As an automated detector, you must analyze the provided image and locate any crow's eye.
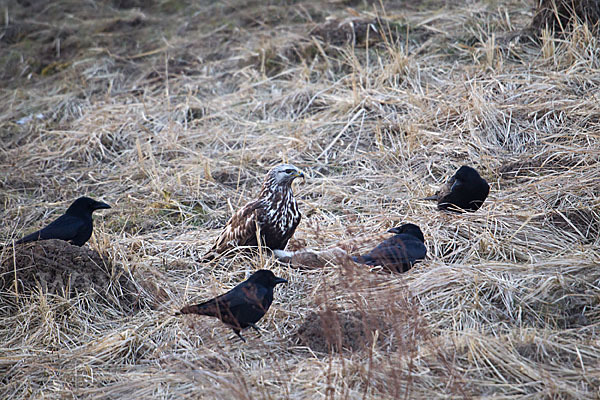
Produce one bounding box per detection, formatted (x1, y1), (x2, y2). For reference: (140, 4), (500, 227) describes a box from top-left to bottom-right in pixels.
(285, 169), (294, 174)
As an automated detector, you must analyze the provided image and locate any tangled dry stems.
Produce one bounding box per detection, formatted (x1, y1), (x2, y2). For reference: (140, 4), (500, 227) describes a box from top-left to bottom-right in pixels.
(1, 0), (600, 398)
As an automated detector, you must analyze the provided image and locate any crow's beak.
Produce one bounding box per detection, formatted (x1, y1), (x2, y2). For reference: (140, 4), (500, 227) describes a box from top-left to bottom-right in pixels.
(93, 201), (111, 210)
(387, 227), (402, 234)
(274, 277), (288, 285)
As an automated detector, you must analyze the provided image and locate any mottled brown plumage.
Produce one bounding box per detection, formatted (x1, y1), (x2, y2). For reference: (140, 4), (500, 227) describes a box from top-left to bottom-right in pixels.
(203, 164), (304, 260)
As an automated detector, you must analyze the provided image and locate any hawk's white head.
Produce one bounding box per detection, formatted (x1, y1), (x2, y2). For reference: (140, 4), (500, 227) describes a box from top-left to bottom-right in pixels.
(265, 164), (304, 187)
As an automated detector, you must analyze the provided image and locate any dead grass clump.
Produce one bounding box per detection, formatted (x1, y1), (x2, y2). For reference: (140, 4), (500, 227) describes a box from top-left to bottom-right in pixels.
(450, 329), (600, 397)
(0, 21), (31, 45)
(0, 239), (138, 309)
(528, 285), (596, 329)
(100, 14), (148, 34)
(414, 260), (600, 331)
(498, 152), (585, 181)
(531, 0), (600, 35)
(250, 40), (319, 77)
(544, 208), (600, 242)
(311, 16), (429, 48)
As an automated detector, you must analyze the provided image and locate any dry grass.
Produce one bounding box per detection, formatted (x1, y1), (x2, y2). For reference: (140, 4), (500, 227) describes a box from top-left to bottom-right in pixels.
(1, 0), (600, 398)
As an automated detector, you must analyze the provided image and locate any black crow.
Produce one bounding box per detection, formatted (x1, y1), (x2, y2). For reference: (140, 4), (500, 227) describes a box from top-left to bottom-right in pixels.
(176, 269), (287, 342)
(352, 223), (426, 273)
(15, 197), (111, 247)
(424, 165), (489, 212)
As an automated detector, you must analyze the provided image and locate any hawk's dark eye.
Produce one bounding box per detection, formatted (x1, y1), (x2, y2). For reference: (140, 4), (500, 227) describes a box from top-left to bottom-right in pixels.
(285, 169), (294, 174)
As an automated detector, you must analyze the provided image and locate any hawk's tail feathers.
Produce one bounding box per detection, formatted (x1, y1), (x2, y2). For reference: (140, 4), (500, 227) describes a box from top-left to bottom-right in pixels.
(200, 250), (220, 263)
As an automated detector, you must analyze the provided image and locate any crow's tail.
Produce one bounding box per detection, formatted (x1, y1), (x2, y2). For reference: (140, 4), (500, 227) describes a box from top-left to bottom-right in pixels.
(421, 195), (438, 201)
(351, 255), (364, 264)
(175, 304), (198, 316)
(15, 233), (39, 245)
(175, 301), (216, 317)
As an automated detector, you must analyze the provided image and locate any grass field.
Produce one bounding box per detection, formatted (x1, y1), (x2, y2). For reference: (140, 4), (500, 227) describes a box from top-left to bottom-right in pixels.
(1, 0), (600, 398)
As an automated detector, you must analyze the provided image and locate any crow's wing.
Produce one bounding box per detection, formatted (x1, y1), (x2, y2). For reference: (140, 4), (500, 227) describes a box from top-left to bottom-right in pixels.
(400, 236), (427, 263)
(354, 235), (426, 267)
(449, 177), (463, 192)
(178, 282), (270, 325)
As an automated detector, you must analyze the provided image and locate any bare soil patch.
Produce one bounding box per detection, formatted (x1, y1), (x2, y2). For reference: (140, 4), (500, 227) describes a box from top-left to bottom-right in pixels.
(293, 309), (390, 353)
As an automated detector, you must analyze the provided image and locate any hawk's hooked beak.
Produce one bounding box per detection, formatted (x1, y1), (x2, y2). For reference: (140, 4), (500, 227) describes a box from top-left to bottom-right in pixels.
(292, 170), (305, 182)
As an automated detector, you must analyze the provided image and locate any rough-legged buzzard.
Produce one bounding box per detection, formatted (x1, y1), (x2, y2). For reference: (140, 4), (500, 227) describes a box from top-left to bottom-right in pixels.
(204, 164), (304, 260)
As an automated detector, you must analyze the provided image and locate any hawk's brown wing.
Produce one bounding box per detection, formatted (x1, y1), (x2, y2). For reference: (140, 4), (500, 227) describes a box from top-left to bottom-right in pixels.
(204, 199), (264, 259)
